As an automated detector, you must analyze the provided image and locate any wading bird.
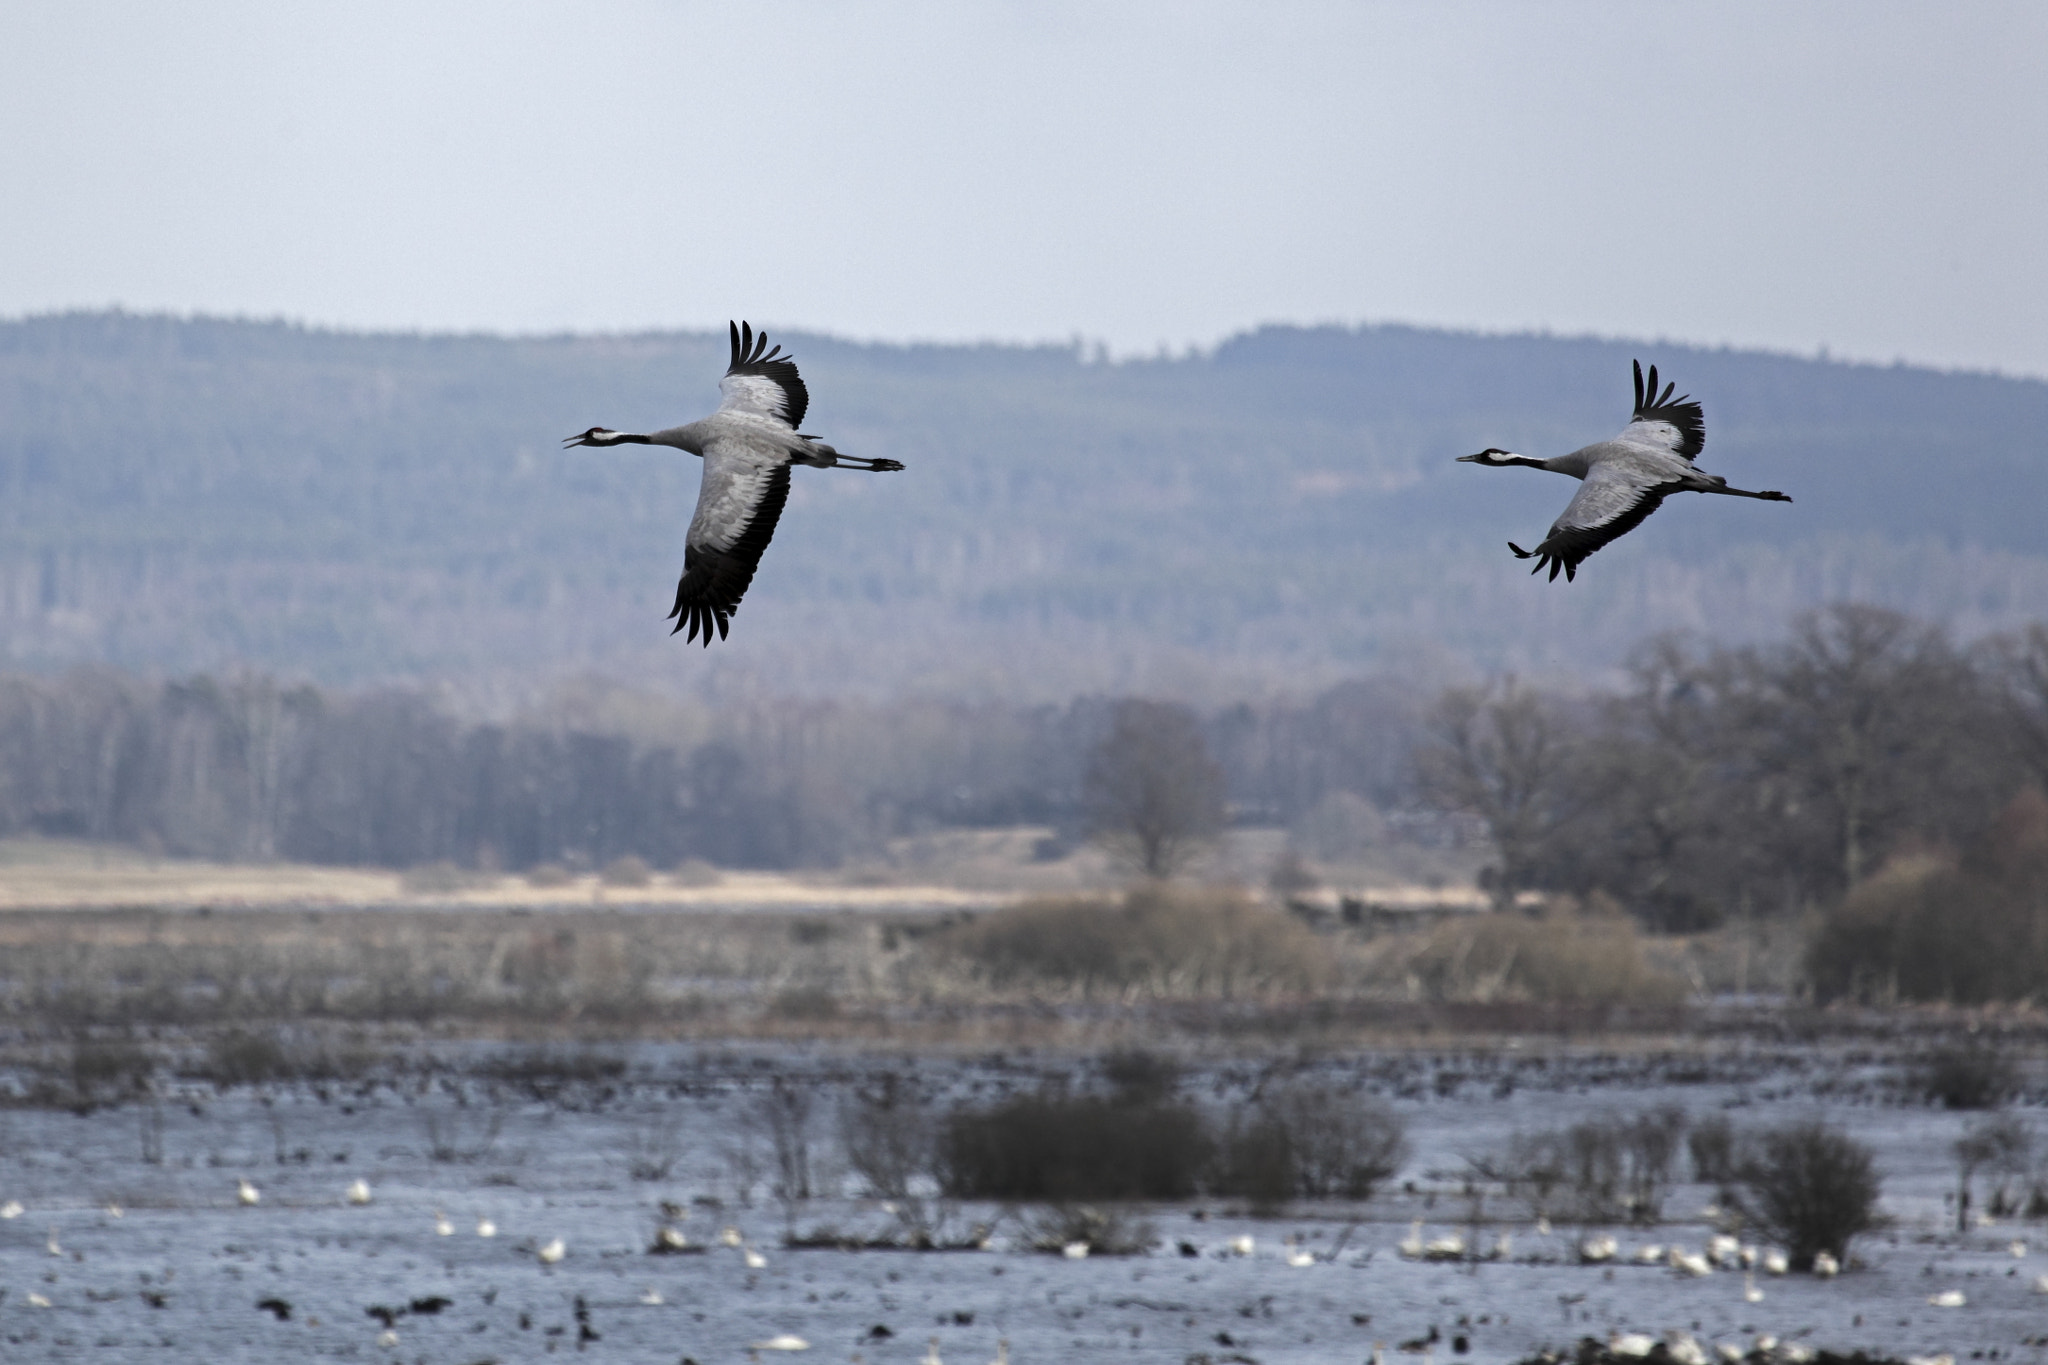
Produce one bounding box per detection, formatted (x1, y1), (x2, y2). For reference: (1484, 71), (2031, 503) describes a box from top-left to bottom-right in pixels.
(565, 322), (905, 644)
(1458, 361), (1790, 581)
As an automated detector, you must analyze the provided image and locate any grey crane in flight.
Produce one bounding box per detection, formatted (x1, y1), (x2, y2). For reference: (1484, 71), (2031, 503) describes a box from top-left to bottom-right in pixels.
(564, 322), (904, 644)
(1457, 360), (1791, 581)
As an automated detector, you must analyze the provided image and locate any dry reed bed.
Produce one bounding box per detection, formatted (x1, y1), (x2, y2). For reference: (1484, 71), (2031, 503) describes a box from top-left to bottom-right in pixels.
(0, 886), (1714, 1050)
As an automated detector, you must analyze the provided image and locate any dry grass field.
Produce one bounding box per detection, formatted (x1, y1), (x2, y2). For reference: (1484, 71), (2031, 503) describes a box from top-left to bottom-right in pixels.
(0, 834), (1827, 1056)
(0, 835), (1003, 913)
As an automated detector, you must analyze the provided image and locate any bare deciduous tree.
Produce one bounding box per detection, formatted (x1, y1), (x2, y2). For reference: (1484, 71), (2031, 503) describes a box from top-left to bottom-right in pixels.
(1415, 678), (1574, 910)
(1082, 699), (1226, 878)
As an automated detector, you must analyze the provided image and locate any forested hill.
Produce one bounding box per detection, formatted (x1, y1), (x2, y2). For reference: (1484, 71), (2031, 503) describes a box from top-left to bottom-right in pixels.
(2, 311), (2045, 699)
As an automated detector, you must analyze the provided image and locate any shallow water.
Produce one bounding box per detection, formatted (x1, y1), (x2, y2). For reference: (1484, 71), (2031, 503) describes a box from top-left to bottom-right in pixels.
(1, 1043), (2043, 1363)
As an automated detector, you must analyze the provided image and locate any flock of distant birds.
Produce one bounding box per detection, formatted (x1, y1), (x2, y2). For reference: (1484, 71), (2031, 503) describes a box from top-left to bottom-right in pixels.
(566, 324), (1793, 645)
(8, 1180), (2043, 1361)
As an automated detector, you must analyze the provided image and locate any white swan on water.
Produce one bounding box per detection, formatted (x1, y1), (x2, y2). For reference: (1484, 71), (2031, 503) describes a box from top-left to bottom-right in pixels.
(236, 1178), (260, 1205)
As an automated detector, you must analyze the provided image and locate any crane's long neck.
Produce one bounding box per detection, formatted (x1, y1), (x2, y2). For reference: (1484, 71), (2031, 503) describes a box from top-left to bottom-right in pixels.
(647, 420), (711, 456)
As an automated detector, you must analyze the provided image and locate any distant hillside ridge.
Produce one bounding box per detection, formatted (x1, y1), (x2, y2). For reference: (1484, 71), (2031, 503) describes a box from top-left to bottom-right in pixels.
(2, 311), (2044, 697)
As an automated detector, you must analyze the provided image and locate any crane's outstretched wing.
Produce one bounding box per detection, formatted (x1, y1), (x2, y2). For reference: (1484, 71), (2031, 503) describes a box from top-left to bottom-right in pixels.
(1509, 462), (1683, 582)
(668, 440), (792, 645)
(1613, 359), (1704, 460)
(716, 320), (809, 430)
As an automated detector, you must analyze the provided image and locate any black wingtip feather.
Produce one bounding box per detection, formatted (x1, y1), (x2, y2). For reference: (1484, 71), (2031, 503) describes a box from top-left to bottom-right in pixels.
(1628, 358), (1706, 460)
(723, 318), (811, 429)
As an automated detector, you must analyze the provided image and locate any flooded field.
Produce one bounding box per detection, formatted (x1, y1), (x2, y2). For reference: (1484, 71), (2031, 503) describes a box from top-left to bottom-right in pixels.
(1, 1040), (2044, 1364)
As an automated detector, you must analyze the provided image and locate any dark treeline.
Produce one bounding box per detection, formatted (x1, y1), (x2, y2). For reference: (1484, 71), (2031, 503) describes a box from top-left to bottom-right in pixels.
(1421, 606), (2048, 933)
(1, 607), (2045, 952)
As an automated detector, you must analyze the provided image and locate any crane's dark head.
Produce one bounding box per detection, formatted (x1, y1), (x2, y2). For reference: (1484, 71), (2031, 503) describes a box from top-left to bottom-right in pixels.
(563, 427), (645, 448)
(1457, 447), (1522, 465)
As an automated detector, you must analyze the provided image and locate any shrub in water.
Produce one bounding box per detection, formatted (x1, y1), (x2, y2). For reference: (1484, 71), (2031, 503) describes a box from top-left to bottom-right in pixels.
(1954, 1113), (2032, 1230)
(1023, 1204), (1156, 1256)
(940, 1090), (1211, 1201)
(840, 1073), (930, 1200)
(1489, 1106), (1687, 1225)
(1918, 1041), (2018, 1110)
(1734, 1121), (1882, 1270)
(1220, 1083), (1410, 1204)
(1688, 1113), (1737, 1185)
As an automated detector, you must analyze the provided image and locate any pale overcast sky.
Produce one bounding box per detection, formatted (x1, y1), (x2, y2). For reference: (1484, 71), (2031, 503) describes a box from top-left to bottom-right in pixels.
(2, 1), (2043, 375)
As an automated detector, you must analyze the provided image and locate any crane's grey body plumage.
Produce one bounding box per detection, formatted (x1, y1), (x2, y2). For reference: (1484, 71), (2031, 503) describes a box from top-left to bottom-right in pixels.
(1457, 360), (1790, 581)
(564, 322), (904, 644)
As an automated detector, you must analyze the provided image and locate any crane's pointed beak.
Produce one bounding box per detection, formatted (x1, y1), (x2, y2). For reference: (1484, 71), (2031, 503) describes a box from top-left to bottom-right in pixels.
(1456, 452), (1485, 463)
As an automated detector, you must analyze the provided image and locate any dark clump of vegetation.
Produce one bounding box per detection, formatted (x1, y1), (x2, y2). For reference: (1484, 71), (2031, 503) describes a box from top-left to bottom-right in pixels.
(1489, 1106), (1688, 1225)
(1217, 1083), (1409, 1211)
(941, 1089), (1212, 1201)
(202, 1029), (298, 1086)
(67, 1036), (157, 1107)
(1688, 1113), (1737, 1185)
(937, 885), (1329, 1000)
(840, 1073), (930, 1200)
(1022, 1204), (1156, 1256)
(768, 987), (840, 1022)
(1809, 789), (2048, 1006)
(940, 1060), (1409, 1211)
(1953, 1113), (2032, 1230)
(479, 1047), (626, 1102)
(1732, 1121), (1883, 1270)
(1916, 1040), (2019, 1110)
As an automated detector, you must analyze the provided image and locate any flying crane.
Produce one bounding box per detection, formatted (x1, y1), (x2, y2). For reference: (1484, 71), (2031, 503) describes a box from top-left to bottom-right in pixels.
(1458, 360), (1791, 580)
(565, 322), (904, 643)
